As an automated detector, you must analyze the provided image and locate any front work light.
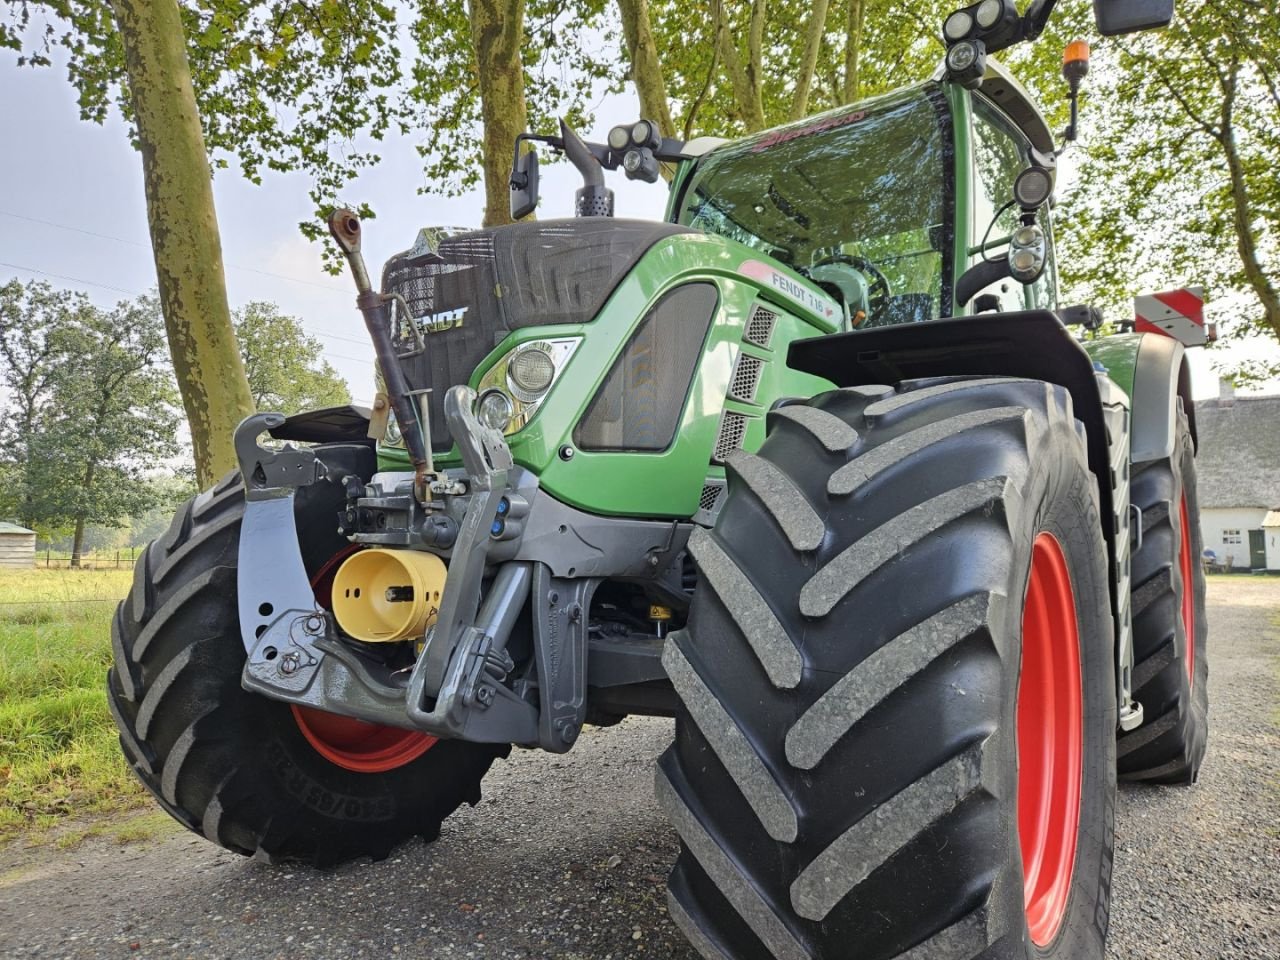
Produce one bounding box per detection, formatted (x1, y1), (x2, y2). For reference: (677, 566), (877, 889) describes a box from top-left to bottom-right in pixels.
(944, 10), (973, 40)
(1013, 166), (1054, 210)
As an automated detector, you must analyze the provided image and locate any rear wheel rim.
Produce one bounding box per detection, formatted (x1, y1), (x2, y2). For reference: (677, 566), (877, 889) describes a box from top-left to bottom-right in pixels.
(291, 545), (437, 774)
(1017, 532), (1084, 947)
(1178, 494), (1196, 688)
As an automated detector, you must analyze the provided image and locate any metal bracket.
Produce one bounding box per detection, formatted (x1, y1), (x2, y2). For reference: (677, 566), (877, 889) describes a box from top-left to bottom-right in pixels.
(235, 412), (324, 501)
(233, 414), (328, 695)
(532, 565), (601, 752)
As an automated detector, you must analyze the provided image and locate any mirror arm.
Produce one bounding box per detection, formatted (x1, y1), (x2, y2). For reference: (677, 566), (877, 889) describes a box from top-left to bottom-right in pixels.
(1021, 0), (1058, 42)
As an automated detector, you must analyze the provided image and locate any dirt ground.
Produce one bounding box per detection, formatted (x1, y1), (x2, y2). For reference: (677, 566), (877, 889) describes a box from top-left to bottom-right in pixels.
(1, 577), (1277, 960)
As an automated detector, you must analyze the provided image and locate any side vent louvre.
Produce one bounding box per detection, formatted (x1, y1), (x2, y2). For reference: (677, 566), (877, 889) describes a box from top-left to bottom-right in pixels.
(692, 480), (727, 526)
(744, 305), (778, 348)
(698, 484), (723, 512)
(712, 411), (749, 464)
(728, 354), (764, 403)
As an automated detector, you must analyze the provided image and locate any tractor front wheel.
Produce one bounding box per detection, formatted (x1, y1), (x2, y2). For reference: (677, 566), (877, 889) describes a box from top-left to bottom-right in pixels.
(107, 451), (505, 866)
(662, 378), (1118, 959)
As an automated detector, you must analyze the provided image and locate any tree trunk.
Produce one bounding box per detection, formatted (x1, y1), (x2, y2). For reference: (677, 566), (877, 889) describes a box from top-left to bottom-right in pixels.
(1218, 109), (1280, 344)
(790, 0), (832, 120)
(469, 0), (529, 227)
(716, 0), (767, 132)
(110, 0), (254, 489)
(617, 0), (676, 138)
(70, 460), (95, 569)
(842, 0), (864, 104)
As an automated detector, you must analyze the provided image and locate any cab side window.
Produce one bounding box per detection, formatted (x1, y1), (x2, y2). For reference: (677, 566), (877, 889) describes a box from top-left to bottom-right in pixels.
(970, 96), (1044, 312)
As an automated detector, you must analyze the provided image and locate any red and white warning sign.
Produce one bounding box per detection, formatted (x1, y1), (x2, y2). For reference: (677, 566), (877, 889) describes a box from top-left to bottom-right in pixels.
(1134, 286), (1212, 346)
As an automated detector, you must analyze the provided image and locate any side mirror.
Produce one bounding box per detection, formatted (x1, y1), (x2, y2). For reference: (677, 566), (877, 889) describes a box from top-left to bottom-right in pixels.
(509, 145), (539, 221)
(1093, 0), (1174, 36)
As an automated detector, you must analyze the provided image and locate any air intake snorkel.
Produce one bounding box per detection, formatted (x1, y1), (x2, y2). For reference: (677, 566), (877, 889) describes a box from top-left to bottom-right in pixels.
(561, 119), (614, 217)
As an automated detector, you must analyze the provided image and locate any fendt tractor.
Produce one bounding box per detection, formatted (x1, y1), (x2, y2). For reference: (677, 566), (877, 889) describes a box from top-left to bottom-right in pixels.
(109, 1), (1211, 957)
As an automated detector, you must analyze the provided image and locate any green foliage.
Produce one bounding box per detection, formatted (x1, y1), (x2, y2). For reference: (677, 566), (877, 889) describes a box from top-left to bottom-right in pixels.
(408, 0), (621, 196)
(0, 280), (181, 546)
(3, 0), (620, 242)
(3, 0), (407, 247)
(1054, 0), (1280, 378)
(234, 300), (351, 413)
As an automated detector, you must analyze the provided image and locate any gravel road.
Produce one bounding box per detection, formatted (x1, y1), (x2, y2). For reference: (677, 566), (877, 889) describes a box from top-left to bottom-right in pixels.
(2, 577), (1277, 960)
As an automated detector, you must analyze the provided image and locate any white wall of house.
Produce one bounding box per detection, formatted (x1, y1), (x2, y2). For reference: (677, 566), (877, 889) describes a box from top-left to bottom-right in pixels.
(1200, 507), (1270, 570)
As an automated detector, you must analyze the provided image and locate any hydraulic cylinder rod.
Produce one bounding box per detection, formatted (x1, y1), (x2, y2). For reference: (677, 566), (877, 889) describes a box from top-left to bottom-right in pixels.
(328, 208), (433, 497)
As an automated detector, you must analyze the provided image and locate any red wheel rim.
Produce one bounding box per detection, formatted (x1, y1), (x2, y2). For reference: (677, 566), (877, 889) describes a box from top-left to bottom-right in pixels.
(1178, 495), (1196, 688)
(291, 545), (437, 774)
(1017, 532), (1084, 947)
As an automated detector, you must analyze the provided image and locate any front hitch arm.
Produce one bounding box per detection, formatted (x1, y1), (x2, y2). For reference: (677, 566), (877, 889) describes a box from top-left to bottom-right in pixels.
(328, 207), (434, 498)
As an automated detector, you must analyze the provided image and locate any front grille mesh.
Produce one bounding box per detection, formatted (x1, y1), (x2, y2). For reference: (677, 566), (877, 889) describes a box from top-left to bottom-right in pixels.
(712, 411), (749, 463)
(728, 354), (764, 403)
(744, 305), (778, 348)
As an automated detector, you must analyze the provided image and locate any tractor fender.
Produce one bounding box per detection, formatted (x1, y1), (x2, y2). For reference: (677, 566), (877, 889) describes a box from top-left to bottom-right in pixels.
(1129, 333), (1197, 464)
(787, 311), (1115, 532)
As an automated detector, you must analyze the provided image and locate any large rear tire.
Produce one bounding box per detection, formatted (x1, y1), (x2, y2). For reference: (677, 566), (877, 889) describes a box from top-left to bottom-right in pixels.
(1117, 407), (1209, 783)
(107, 449), (506, 866)
(661, 379), (1117, 960)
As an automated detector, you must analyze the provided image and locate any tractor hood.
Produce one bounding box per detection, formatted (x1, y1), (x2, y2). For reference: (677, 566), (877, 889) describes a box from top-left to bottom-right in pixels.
(381, 218), (694, 450)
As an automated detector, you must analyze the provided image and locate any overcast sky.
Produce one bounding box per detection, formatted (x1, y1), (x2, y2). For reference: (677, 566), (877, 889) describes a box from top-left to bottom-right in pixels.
(1, 57), (1272, 407)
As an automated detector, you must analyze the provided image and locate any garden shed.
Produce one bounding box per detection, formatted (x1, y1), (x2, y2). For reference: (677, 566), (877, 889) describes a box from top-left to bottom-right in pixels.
(0, 522), (36, 568)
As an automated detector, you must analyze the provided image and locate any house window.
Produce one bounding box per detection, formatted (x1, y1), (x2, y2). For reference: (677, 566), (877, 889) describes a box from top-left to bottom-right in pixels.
(1223, 529), (1242, 545)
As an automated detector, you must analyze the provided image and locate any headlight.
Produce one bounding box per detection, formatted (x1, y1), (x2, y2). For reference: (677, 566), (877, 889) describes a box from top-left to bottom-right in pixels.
(475, 337), (581, 436)
(477, 390), (515, 432)
(507, 344), (557, 399)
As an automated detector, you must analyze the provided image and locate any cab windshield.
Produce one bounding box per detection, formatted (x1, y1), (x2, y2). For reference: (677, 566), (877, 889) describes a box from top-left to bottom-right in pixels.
(676, 86), (954, 324)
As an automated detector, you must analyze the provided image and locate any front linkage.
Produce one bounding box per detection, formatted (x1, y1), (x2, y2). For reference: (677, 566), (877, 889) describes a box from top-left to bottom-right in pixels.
(234, 211), (688, 753)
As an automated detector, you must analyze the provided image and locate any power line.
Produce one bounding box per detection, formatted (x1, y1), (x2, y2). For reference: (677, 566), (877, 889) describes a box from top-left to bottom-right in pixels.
(0, 209), (352, 294)
(0, 259), (374, 364)
(0, 260), (137, 297)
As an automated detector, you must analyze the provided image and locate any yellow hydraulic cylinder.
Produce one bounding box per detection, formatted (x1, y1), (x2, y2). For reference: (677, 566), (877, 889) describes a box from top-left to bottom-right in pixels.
(330, 548), (447, 643)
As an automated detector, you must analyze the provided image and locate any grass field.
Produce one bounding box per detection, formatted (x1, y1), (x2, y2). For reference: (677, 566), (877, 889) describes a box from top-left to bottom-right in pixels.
(0, 568), (149, 845)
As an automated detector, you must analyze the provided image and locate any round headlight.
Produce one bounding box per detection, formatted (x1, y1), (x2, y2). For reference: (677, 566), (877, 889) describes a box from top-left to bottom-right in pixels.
(1014, 166), (1054, 209)
(944, 10), (973, 41)
(608, 125), (630, 150)
(476, 390), (514, 432)
(508, 345), (556, 397)
(946, 39), (979, 72)
(976, 0), (1003, 29)
(623, 149), (642, 173)
(631, 120), (654, 147)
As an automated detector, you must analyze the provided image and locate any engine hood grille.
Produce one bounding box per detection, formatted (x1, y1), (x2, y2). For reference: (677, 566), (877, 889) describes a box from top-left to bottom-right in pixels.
(381, 218), (693, 450)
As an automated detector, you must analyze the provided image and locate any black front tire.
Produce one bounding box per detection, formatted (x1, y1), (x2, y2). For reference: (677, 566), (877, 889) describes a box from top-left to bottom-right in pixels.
(1117, 406), (1209, 783)
(661, 379), (1118, 960)
(107, 453), (506, 866)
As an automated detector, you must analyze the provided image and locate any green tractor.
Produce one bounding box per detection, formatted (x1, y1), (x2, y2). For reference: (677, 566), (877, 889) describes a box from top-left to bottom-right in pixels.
(109, 1), (1210, 957)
